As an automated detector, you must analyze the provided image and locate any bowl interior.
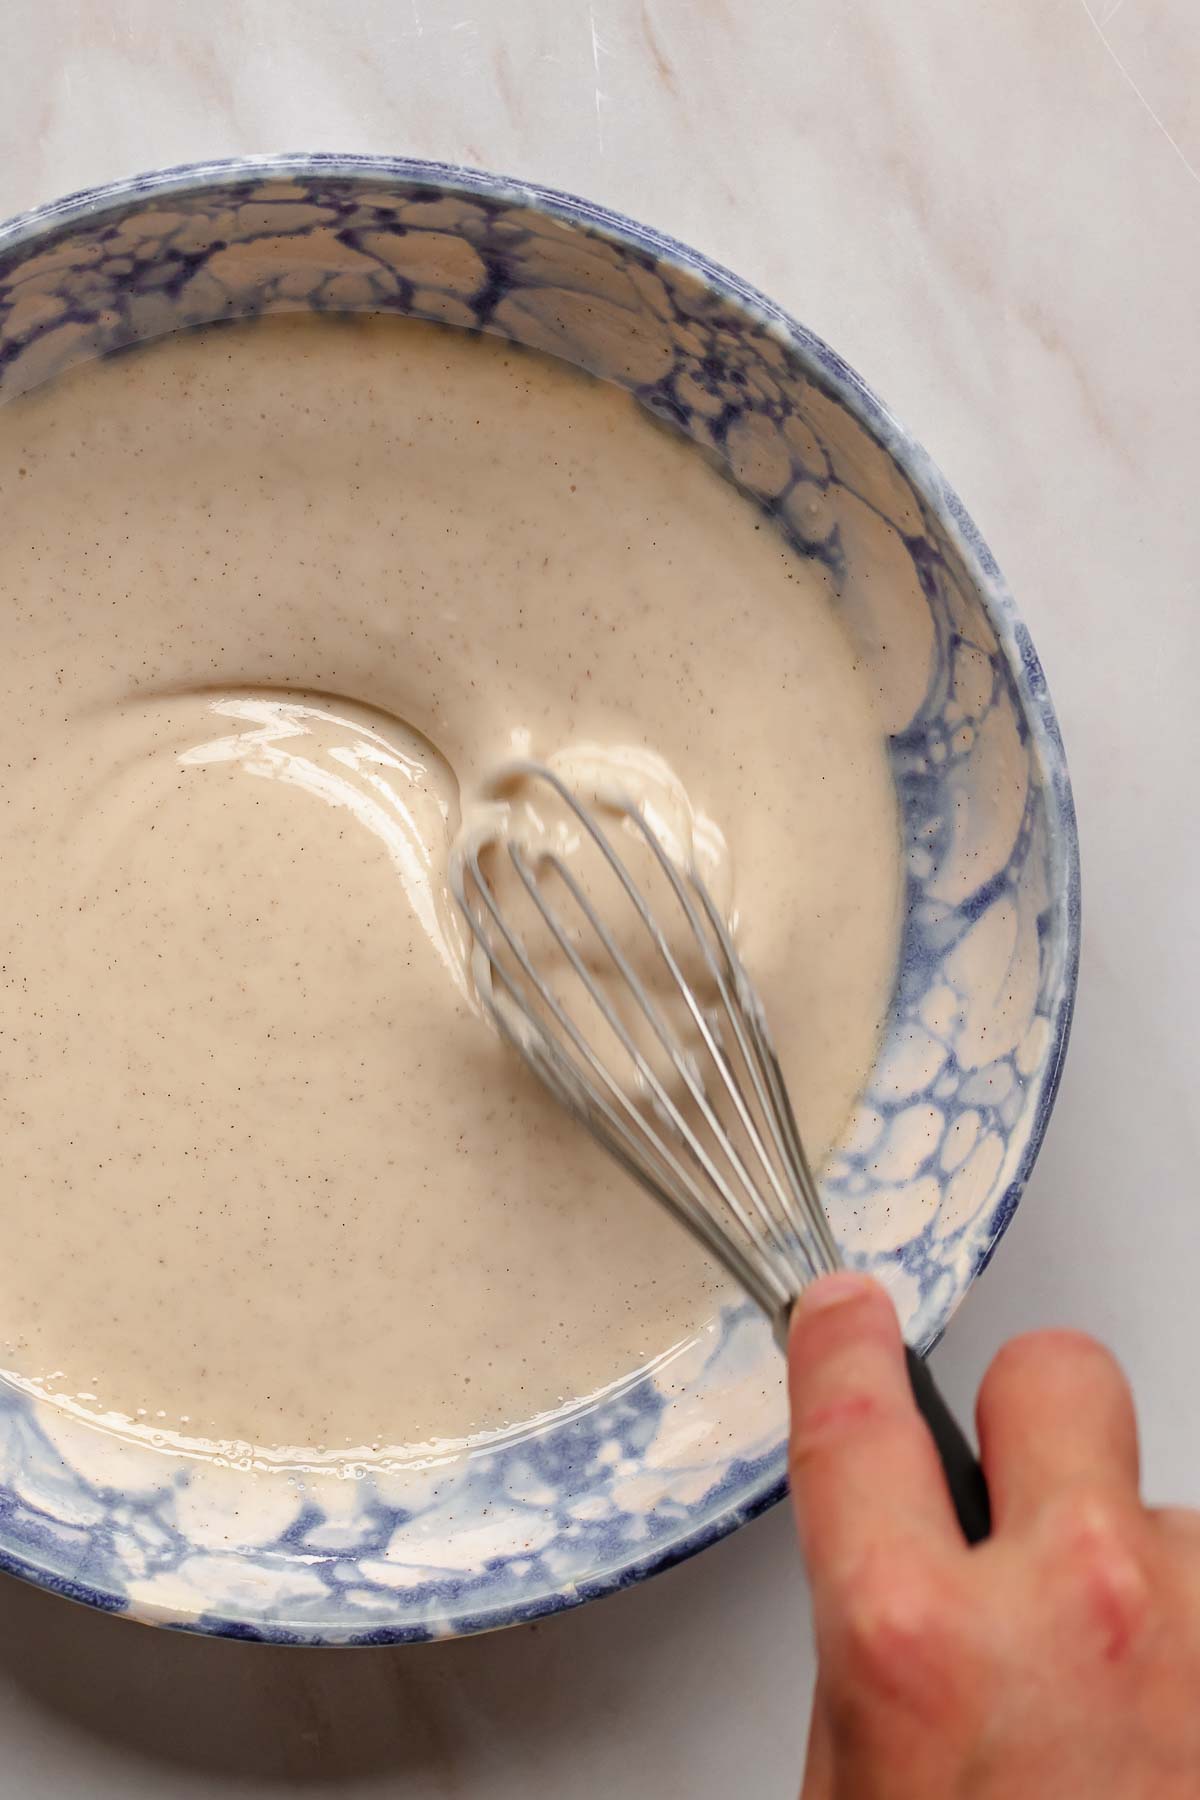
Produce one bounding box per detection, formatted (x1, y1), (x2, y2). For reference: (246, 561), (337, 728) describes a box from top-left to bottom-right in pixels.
(0, 160), (1077, 1642)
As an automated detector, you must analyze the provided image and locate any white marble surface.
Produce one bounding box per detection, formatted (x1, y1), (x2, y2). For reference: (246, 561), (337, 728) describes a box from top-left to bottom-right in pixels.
(0, 1), (1197, 1793)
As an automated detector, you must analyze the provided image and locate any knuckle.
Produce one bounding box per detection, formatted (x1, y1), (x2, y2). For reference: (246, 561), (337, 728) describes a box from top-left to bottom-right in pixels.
(1043, 1489), (1154, 1661)
(788, 1388), (885, 1480)
(1046, 1485), (1140, 1562)
(832, 1550), (972, 1720)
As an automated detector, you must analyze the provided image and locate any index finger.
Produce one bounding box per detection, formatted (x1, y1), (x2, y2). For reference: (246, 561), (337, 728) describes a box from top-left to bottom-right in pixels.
(788, 1274), (963, 1582)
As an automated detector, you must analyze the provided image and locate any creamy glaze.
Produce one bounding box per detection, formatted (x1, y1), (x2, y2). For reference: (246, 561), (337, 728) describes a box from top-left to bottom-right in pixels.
(0, 314), (902, 1465)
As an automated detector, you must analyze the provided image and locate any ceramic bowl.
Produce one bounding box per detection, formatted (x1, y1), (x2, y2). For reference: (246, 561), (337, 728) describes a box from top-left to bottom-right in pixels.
(0, 156), (1078, 1642)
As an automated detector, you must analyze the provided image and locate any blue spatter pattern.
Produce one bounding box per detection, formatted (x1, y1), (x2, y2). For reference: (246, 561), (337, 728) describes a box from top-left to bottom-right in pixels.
(0, 157), (1079, 1644)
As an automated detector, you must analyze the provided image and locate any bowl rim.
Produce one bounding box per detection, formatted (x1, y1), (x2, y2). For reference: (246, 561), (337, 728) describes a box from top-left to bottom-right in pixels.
(0, 153), (1081, 1642)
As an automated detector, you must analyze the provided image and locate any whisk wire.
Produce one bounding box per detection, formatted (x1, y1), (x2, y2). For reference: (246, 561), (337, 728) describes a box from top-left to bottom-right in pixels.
(457, 832), (792, 1317)
(627, 809), (830, 1273)
(510, 769), (822, 1285)
(513, 841), (801, 1289)
(510, 838), (802, 1296)
(451, 762), (846, 1325)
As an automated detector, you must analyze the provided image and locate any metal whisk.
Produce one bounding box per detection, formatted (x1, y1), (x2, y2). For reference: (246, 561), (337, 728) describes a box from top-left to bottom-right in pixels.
(451, 760), (990, 1543)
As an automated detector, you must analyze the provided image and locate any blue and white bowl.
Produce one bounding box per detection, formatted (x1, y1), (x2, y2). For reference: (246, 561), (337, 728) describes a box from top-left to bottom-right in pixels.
(0, 156), (1079, 1642)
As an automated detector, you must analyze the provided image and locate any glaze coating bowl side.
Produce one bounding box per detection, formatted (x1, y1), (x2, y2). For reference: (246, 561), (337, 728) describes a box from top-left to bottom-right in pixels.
(0, 156), (1079, 1642)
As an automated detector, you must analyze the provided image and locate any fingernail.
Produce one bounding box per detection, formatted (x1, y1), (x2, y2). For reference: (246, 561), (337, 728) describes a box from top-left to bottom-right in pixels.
(798, 1272), (877, 1314)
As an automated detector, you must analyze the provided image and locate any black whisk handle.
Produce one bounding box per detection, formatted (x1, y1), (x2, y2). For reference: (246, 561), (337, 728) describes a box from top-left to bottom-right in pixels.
(905, 1347), (991, 1544)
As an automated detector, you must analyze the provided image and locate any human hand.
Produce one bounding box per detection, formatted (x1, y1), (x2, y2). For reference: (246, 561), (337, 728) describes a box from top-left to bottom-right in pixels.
(788, 1274), (1200, 1798)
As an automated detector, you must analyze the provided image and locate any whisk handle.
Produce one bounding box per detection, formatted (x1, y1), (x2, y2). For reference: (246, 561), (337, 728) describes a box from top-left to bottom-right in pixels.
(905, 1347), (991, 1544)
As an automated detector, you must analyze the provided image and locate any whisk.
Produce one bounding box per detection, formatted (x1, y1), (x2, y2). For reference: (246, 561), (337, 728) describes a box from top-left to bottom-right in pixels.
(451, 761), (990, 1544)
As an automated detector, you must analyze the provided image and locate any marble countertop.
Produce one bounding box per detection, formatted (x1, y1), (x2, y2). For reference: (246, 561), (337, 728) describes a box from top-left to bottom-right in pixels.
(1, 1), (1197, 1793)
